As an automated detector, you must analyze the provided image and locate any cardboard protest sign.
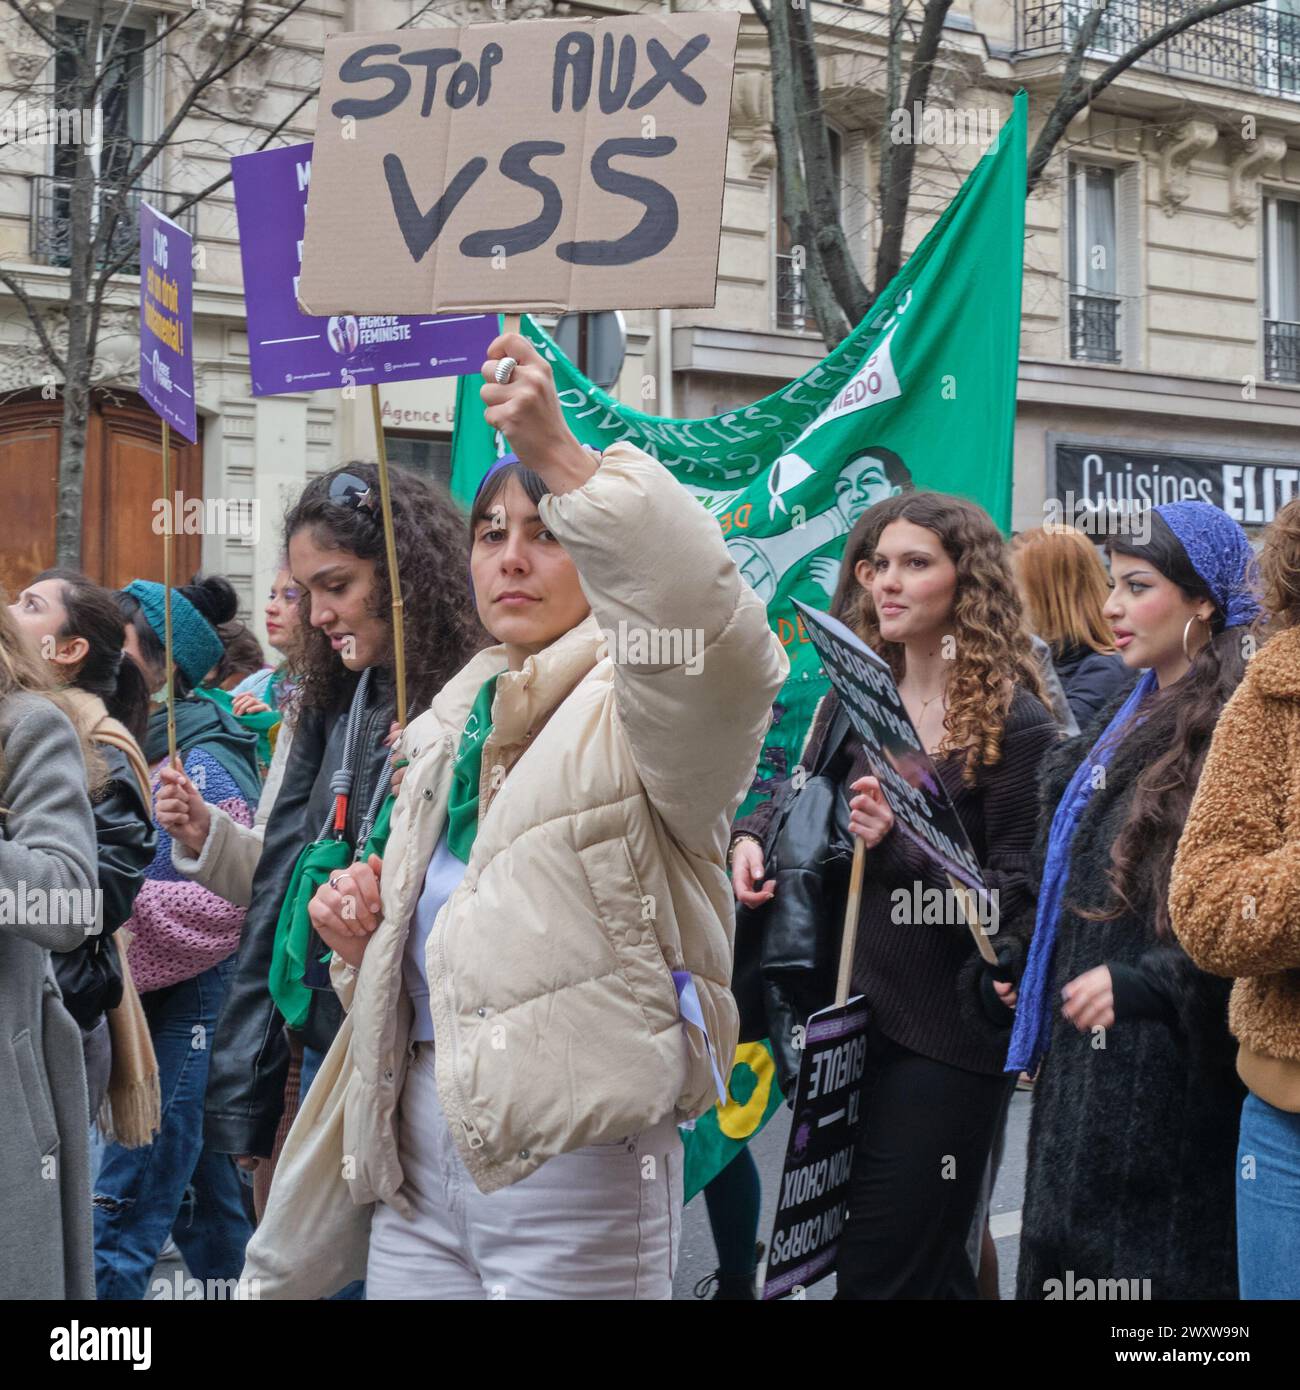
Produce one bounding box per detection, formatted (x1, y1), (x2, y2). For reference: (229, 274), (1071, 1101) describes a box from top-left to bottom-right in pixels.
(762, 998), (870, 1299)
(299, 13), (739, 315)
(230, 143), (497, 396)
(139, 202), (196, 441)
(792, 600), (987, 894)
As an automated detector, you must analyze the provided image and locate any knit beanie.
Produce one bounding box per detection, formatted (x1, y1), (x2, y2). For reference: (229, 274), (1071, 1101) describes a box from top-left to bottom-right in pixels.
(123, 580), (225, 687)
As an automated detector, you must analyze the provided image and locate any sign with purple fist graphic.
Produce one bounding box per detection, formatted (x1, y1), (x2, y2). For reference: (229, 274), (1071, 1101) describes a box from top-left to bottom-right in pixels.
(231, 142), (497, 396)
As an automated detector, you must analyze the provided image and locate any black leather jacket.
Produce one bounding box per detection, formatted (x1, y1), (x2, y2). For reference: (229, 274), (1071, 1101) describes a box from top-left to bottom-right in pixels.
(53, 744), (157, 1029)
(204, 675), (395, 1157)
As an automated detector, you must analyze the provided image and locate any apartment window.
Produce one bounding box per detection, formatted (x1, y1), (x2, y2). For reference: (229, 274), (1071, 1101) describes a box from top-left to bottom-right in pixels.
(1068, 163), (1122, 364)
(1264, 196), (1300, 384)
(776, 127), (843, 333)
(31, 13), (152, 269)
(385, 433), (453, 493)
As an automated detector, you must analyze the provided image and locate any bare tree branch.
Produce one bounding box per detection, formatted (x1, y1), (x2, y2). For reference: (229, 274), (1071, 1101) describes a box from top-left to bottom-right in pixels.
(0, 268), (66, 373)
(1028, 0), (1268, 190)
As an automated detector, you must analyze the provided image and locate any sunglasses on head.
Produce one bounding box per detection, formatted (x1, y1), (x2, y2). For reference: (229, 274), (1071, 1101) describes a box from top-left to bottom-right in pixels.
(328, 471), (380, 521)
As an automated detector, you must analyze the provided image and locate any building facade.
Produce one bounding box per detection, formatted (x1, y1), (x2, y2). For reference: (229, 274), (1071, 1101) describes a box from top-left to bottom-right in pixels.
(3, 0), (1300, 642)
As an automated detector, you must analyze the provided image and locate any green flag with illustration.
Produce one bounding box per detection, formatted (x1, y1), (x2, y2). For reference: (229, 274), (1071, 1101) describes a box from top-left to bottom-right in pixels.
(453, 93), (1026, 804)
(451, 96), (1027, 1197)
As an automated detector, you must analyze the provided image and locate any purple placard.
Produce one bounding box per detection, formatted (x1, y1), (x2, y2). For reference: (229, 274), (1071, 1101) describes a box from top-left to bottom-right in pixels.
(230, 143), (498, 396)
(139, 202), (196, 442)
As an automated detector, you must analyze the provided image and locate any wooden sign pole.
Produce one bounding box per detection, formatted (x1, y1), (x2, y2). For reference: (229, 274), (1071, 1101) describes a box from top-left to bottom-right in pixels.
(948, 871), (999, 965)
(369, 383), (407, 730)
(160, 420), (178, 767)
(834, 839), (866, 1006)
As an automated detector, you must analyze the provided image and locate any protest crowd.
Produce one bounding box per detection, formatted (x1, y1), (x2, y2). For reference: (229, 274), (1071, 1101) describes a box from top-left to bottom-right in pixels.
(2, 329), (1298, 1305)
(3, 9), (1299, 1324)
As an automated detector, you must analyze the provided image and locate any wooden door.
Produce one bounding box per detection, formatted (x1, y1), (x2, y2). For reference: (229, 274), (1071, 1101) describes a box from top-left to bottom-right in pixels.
(81, 394), (204, 590)
(0, 397), (62, 598)
(0, 391), (203, 594)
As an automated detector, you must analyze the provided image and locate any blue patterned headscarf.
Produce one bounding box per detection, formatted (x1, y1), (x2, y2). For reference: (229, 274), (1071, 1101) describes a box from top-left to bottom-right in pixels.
(1005, 501), (1260, 1074)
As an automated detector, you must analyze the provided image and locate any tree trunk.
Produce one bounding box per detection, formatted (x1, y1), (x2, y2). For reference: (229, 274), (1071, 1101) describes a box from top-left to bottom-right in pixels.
(55, 4), (103, 568)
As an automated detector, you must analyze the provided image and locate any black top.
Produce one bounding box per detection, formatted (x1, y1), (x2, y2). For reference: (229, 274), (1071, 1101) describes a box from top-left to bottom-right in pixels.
(1016, 685), (1242, 1299)
(204, 672), (396, 1157)
(1052, 643), (1135, 728)
(738, 684), (1059, 1078)
(842, 685), (1059, 1076)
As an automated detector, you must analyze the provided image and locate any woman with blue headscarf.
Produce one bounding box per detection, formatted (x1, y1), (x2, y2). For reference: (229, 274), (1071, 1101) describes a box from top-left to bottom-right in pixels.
(1008, 501), (1256, 1301)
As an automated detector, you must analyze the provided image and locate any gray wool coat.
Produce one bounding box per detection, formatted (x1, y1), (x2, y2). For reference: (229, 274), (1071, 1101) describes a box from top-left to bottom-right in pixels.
(0, 691), (99, 1300)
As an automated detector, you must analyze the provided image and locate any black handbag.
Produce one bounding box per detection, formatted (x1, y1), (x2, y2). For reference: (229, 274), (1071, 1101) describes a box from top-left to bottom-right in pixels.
(52, 931), (125, 1031)
(732, 703), (857, 1095)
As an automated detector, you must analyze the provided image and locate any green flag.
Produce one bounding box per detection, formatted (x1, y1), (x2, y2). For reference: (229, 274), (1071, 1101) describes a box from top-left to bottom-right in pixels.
(451, 93), (1026, 809)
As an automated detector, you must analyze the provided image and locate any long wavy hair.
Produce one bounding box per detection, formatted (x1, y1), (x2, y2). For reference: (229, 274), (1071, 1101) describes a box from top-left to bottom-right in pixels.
(829, 491), (1046, 784)
(1011, 525), (1118, 655)
(1259, 496), (1300, 630)
(285, 462), (485, 715)
(1088, 511), (1251, 938)
(0, 594), (101, 805)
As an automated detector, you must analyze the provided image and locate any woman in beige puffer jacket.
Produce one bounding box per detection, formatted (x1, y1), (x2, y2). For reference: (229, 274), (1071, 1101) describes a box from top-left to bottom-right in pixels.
(242, 334), (788, 1300)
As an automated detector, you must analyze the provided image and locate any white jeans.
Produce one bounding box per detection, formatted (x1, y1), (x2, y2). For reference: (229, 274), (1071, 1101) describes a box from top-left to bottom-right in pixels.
(366, 1043), (683, 1299)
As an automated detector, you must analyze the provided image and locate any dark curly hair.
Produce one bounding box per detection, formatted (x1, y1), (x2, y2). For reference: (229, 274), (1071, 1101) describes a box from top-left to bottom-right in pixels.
(284, 462), (485, 715)
(1090, 511), (1250, 939)
(829, 491), (1046, 785)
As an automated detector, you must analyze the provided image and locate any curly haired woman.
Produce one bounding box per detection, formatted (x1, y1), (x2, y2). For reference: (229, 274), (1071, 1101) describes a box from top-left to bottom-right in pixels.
(731, 492), (1058, 1298)
(169, 462), (483, 1222)
(1171, 498), (1300, 1299)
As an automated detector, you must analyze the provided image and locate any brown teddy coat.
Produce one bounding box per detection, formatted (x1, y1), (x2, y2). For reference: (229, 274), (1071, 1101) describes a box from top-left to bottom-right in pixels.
(1170, 623), (1300, 1111)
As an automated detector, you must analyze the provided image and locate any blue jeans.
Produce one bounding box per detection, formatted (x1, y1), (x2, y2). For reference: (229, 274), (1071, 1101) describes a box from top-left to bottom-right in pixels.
(300, 1041), (365, 1301)
(1237, 1091), (1300, 1299)
(93, 960), (253, 1300)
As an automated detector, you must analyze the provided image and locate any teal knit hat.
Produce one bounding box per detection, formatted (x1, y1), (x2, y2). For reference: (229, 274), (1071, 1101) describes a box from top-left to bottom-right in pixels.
(123, 580), (225, 687)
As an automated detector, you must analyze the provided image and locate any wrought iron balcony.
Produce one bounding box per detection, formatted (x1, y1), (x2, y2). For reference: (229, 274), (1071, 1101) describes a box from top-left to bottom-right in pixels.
(776, 251), (809, 332)
(1070, 291), (1122, 363)
(28, 175), (198, 273)
(1265, 317), (1300, 383)
(1017, 1), (1300, 98)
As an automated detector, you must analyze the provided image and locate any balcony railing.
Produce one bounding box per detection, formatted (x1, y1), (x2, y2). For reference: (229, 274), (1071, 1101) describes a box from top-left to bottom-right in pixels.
(1265, 317), (1300, 383)
(776, 252), (809, 332)
(1070, 291), (1122, 363)
(29, 175), (198, 273)
(1018, 2), (1300, 97)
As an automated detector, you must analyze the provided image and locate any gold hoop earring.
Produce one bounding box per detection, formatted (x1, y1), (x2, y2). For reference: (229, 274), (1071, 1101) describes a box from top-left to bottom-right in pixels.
(1182, 614), (1210, 663)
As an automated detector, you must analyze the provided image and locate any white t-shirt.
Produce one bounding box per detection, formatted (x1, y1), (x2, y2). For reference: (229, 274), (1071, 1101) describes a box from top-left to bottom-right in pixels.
(402, 830), (468, 1043)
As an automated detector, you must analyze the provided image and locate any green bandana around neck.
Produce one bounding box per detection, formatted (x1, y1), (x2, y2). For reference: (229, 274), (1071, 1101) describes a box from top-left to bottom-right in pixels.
(445, 673), (500, 864)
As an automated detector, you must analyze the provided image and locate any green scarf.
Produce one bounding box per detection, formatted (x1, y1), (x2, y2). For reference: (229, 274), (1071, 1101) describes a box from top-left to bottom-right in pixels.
(445, 674), (499, 864)
(267, 675), (492, 1028)
(194, 683), (280, 775)
(266, 793), (397, 1030)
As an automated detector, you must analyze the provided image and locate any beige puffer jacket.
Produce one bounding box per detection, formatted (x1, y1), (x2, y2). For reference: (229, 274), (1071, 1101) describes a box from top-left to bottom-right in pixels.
(243, 443), (787, 1297)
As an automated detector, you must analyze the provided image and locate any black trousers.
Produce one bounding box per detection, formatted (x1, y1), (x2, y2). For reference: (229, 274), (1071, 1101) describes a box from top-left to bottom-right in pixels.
(834, 1031), (1013, 1299)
